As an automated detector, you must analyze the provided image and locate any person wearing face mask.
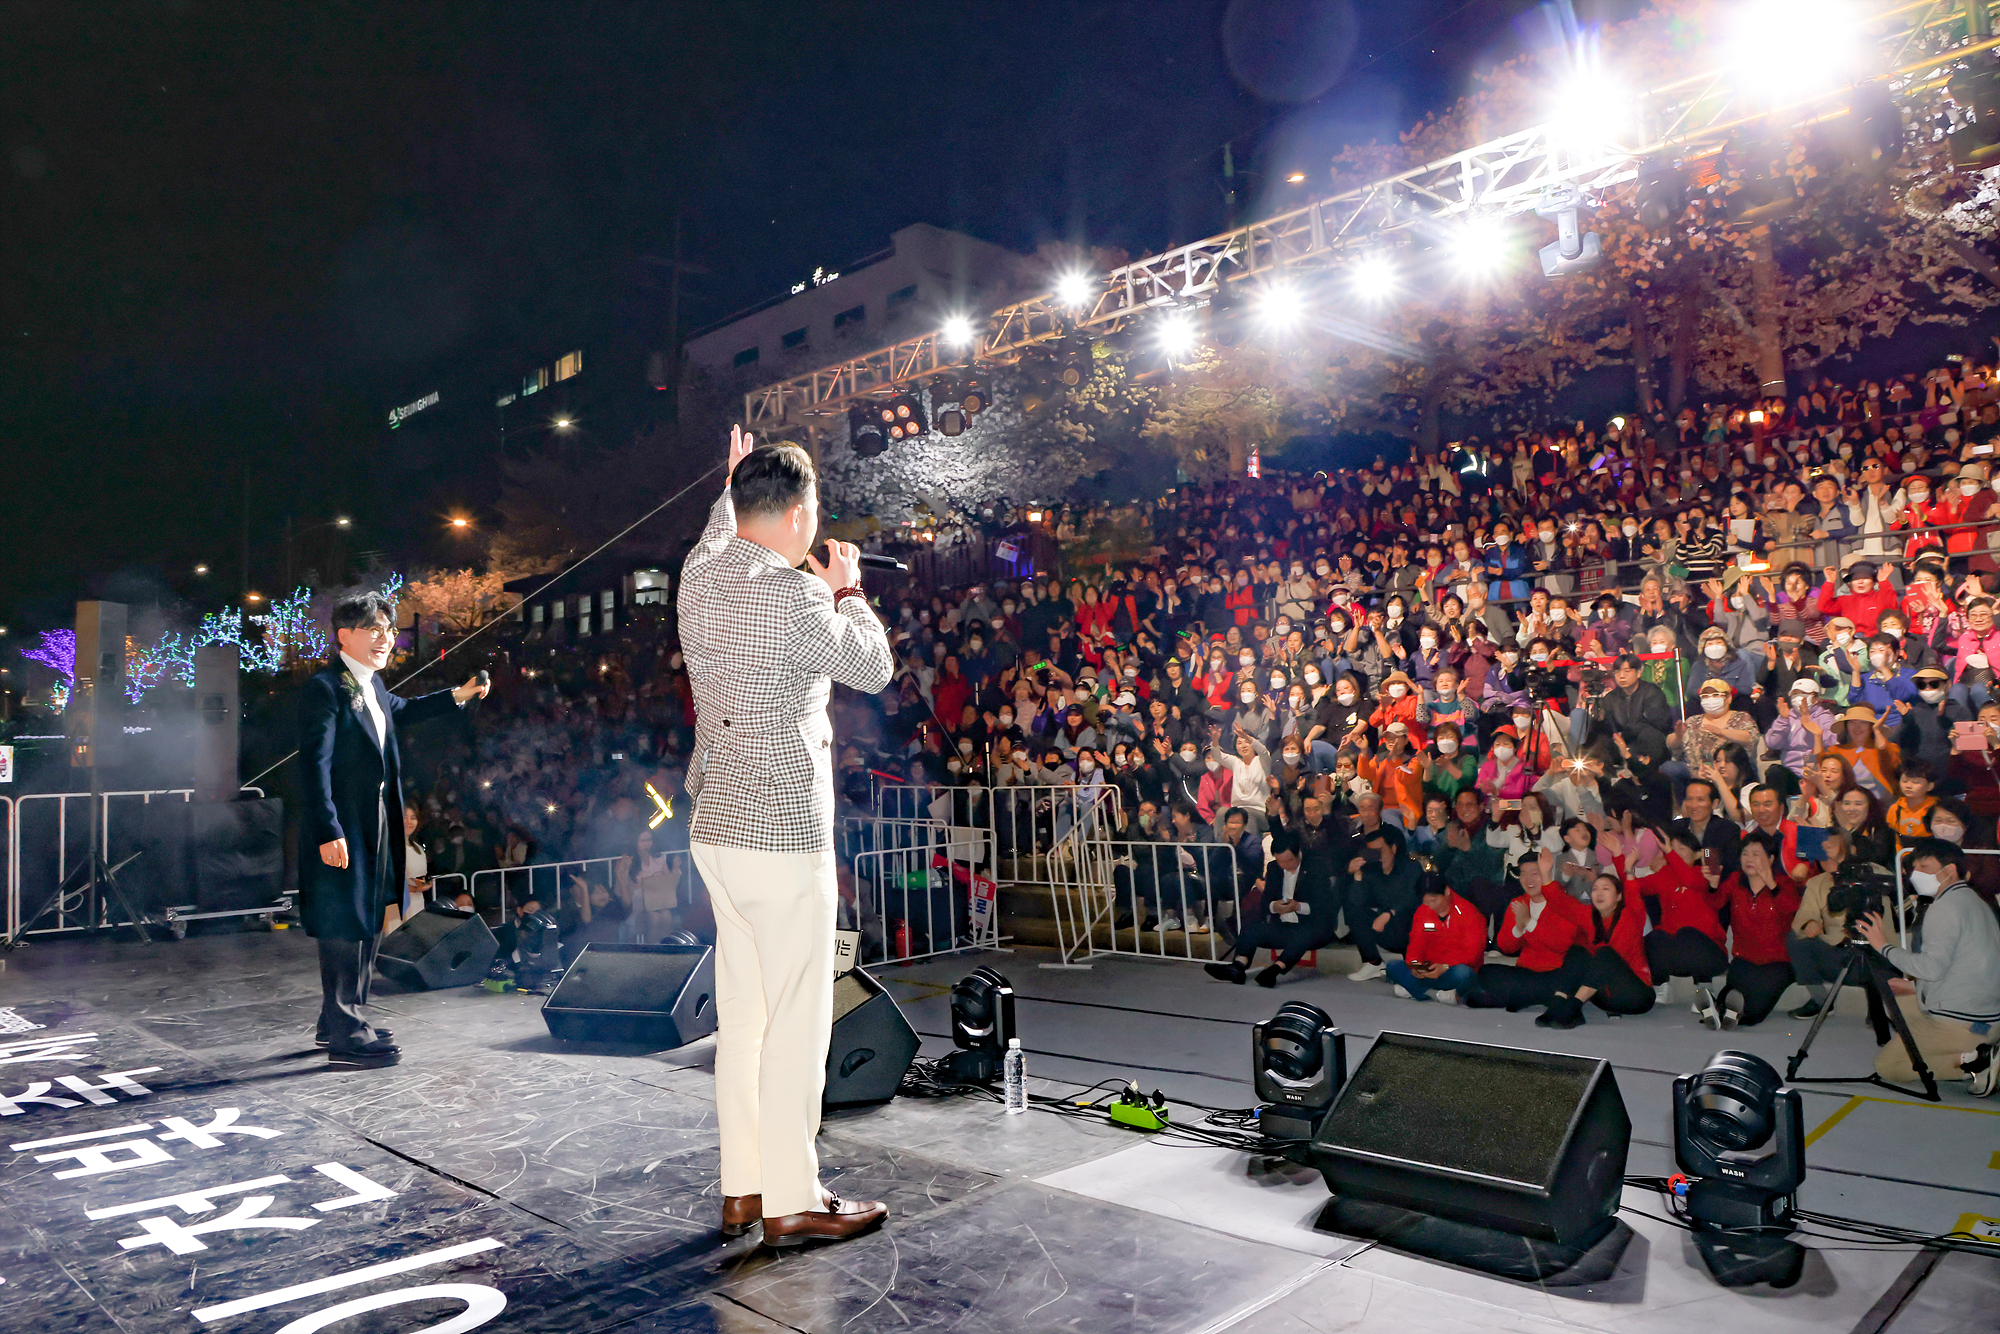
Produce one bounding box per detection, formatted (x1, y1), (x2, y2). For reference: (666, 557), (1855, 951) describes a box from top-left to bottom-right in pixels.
(1475, 724), (1535, 802)
(1947, 596), (2000, 713)
(1368, 670), (1427, 746)
(1820, 560), (1898, 637)
(1208, 732), (1274, 838)
(1894, 666), (1972, 774)
(1419, 721), (1480, 802)
(1482, 523), (1534, 601)
(1683, 626), (1757, 711)
(1218, 676), (1278, 752)
(1702, 571), (1773, 663)
(1762, 677), (1837, 779)
(1856, 838), (2000, 1096)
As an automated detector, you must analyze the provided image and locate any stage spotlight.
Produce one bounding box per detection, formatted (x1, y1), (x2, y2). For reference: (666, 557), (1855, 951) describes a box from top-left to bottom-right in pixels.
(1156, 310), (1198, 359)
(1055, 270), (1095, 309)
(880, 392), (927, 441)
(941, 966), (1016, 1083)
(1349, 253), (1398, 303)
(1536, 183), (1602, 278)
(1673, 1050), (1805, 1232)
(1550, 63), (1631, 154)
(937, 406), (967, 436)
(1253, 1001), (1346, 1141)
(1055, 340), (1094, 389)
(1254, 281), (1306, 333)
(1633, 159), (1689, 231)
(1450, 214), (1511, 280)
(941, 313), (978, 348)
(848, 404), (887, 457)
(1730, 0), (1860, 104)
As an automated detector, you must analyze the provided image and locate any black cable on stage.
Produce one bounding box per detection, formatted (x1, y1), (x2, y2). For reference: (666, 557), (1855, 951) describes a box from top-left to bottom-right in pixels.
(1621, 1174), (2000, 1257)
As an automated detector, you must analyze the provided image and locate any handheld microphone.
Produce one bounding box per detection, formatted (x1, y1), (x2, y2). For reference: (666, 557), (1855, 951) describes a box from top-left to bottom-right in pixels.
(858, 553), (909, 572)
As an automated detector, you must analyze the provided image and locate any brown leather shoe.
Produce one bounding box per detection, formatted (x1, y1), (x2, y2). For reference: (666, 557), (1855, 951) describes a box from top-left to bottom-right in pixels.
(721, 1194), (762, 1237)
(761, 1196), (888, 1248)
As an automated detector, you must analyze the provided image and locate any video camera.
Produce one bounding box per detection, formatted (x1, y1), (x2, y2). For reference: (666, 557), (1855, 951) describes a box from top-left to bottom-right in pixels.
(1524, 665), (1569, 702)
(1824, 860), (1898, 931)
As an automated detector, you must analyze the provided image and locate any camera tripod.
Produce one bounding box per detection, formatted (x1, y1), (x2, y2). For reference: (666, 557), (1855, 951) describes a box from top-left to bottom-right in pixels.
(3, 847), (149, 949)
(1783, 939), (1939, 1103)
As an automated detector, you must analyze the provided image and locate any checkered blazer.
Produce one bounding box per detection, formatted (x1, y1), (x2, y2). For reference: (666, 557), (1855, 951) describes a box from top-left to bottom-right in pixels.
(678, 487), (894, 851)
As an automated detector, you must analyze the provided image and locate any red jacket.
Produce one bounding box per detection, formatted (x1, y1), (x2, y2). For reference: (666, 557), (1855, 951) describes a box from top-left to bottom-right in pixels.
(1585, 901), (1652, 985)
(1631, 853), (1727, 948)
(1406, 894), (1487, 969)
(1819, 580), (1899, 637)
(1723, 876), (1801, 966)
(1224, 585), (1257, 626)
(1496, 891), (1591, 972)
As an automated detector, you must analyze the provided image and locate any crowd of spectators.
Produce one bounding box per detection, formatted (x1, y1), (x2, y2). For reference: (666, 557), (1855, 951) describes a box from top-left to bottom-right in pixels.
(404, 349), (2000, 1094)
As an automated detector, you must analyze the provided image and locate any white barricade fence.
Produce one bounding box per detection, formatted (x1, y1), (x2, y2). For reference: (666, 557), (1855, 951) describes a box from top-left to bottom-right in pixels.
(872, 782), (954, 823)
(986, 781), (1122, 966)
(5, 786), (276, 939)
(470, 856), (624, 916)
(0, 795), (10, 943)
(470, 850), (709, 951)
(1091, 840), (1247, 964)
(845, 827), (1004, 968)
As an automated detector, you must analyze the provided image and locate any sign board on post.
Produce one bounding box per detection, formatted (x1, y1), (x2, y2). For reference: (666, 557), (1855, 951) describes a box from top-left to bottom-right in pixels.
(0, 744), (11, 782)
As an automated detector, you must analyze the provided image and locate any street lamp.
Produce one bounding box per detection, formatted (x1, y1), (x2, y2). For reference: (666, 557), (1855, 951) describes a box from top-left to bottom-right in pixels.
(449, 516), (472, 532)
(555, 417), (573, 429)
(194, 564), (209, 576)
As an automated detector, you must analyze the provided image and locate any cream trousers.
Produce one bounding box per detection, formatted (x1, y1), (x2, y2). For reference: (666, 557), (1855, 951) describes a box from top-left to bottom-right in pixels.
(690, 841), (837, 1217)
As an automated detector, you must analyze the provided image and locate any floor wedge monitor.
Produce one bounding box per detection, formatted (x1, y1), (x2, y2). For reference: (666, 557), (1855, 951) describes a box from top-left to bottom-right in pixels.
(542, 942), (717, 1049)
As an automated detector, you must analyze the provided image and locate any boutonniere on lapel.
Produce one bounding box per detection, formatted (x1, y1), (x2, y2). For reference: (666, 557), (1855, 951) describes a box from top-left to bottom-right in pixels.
(340, 672), (367, 715)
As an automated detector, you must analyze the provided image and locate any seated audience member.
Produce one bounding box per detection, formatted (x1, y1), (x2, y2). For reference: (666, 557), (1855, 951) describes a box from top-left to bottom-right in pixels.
(1787, 830), (1870, 1019)
(1536, 872), (1656, 1029)
(558, 875), (629, 952)
(1884, 757), (1939, 844)
(1385, 878), (1486, 1004)
(1630, 828), (1729, 1008)
(1707, 834), (1802, 1029)
(1343, 824), (1420, 982)
(1551, 816), (1602, 902)
(1204, 834), (1338, 988)
(1670, 776), (1741, 879)
(1830, 785), (1899, 869)
(1470, 853), (1591, 1012)
(1744, 783), (1814, 883)
(1430, 788), (1512, 935)
(1857, 838), (2000, 1096)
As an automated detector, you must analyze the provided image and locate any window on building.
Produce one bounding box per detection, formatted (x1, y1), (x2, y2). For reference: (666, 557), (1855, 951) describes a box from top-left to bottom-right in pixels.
(531, 604), (544, 624)
(781, 327), (808, 350)
(733, 346), (760, 367)
(887, 284), (918, 311)
(523, 366), (549, 396)
(600, 590), (616, 611)
(578, 612), (594, 637)
(833, 304), (865, 329)
(496, 392), (517, 408)
(554, 349), (583, 381)
(601, 611), (614, 633)
(632, 569), (669, 606)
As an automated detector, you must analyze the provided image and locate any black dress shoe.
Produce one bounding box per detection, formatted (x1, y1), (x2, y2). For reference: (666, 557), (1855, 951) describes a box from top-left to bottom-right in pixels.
(315, 1027), (391, 1049)
(327, 1037), (401, 1068)
(1204, 961), (1247, 984)
(1787, 999), (1823, 1020)
(1255, 964), (1286, 989)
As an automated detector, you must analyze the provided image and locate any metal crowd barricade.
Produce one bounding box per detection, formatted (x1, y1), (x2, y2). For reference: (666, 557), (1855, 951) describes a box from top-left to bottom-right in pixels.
(840, 815), (963, 864)
(426, 872), (468, 904)
(1091, 840), (1247, 964)
(470, 855), (624, 917)
(6, 787), (275, 939)
(987, 781), (1121, 967)
(872, 782), (954, 823)
(0, 795), (11, 941)
(845, 823), (1003, 968)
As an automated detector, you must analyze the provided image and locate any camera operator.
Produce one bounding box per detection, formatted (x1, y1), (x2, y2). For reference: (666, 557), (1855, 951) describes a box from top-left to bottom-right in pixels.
(1787, 829), (1865, 1019)
(1855, 838), (2000, 1096)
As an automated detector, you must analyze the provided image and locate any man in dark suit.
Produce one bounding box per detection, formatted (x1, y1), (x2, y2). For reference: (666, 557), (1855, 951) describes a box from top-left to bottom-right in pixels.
(1203, 833), (1339, 987)
(300, 592), (488, 1067)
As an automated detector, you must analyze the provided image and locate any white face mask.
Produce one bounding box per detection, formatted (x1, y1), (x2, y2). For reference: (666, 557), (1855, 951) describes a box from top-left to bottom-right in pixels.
(1180, 748), (1197, 763)
(1701, 695), (1728, 714)
(1240, 691), (1257, 704)
(1492, 744), (1515, 762)
(1705, 642), (1728, 659)
(1531, 652), (1549, 664)
(1206, 758), (1221, 771)
(1919, 687), (1947, 703)
(1436, 738), (1458, 754)
(1931, 822), (1965, 843)
(1337, 691), (1357, 706)
(1622, 522), (1639, 536)
(1729, 595), (1746, 610)
(1500, 650), (1519, 664)
(1965, 481), (1983, 497)
(1910, 869), (1940, 896)
(1512, 715), (1533, 732)
(1548, 609), (1566, 623)
(1834, 631), (1852, 646)
(1791, 693), (1813, 711)
(1388, 683), (1409, 698)
(1304, 670), (1321, 685)
(999, 713), (1013, 726)
(1869, 650), (1890, 668)
(1909, 489), (1929, 504)
(1420, 636), (1437, 650)
(1078, 758), (1095, 773)
(1283, 749), (1301, 763)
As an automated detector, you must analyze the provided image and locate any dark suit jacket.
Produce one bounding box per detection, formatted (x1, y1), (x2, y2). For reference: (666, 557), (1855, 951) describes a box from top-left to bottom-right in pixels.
(297, 662), (462, 940)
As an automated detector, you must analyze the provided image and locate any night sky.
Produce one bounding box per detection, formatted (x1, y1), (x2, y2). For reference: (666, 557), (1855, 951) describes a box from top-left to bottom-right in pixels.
(0, 0), (1631, 629)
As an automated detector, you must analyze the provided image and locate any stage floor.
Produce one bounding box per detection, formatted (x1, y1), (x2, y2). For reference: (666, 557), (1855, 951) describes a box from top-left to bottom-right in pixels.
(0, 927), (1994, 1334)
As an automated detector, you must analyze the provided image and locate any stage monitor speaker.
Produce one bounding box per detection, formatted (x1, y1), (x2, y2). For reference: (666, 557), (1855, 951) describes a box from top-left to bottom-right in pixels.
(541, 943), (716, 1049)
(376, 906), (501, 991)
(193, 644), (241, 800)
(1310, 1032), (1630, 1246)
(824, 966), (919, 1109)
(69, 600), (128, 769)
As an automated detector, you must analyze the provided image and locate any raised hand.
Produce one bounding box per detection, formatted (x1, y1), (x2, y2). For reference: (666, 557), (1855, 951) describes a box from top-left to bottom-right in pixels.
(727, 424), (756, 477)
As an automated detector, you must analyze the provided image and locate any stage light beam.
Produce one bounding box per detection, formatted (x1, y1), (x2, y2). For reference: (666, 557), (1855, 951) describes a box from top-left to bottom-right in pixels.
(1451, 215), (1512, 280)
(1350, 254), (1398, 303)
(1254, 282), (1306, 334)
(1054, 270), (1095, 309)
(941, 314), (977, 348)
(1156, 310), (1198, 359)
(1731, 0), (1861, 103)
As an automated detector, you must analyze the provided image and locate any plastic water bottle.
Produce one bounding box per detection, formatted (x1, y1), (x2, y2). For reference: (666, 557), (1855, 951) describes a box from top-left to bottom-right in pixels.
(1003, 1038), (1027, 1114)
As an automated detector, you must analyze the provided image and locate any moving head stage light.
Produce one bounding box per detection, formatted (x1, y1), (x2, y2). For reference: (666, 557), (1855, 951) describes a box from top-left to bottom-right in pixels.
(1253, 1002), (1346, 1141)
(941, 966), (1016, 1084)
(1673, 1050), (1805, 1232)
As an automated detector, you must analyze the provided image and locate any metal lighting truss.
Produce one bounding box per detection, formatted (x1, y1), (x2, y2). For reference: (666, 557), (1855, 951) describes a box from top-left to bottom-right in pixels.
(747, 0), (1998, 430)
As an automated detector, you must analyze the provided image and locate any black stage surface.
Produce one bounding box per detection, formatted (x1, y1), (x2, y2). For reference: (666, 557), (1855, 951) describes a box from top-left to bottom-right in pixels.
(0, 927), (1993, 1334)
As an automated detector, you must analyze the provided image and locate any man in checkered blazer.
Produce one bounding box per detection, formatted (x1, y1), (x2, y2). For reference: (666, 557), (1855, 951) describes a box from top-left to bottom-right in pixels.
(679, 427), (894, 1247)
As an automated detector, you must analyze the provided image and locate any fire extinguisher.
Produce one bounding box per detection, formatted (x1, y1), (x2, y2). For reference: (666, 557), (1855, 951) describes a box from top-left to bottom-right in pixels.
(891, 919), (911, 959)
